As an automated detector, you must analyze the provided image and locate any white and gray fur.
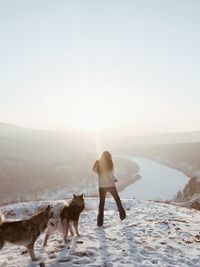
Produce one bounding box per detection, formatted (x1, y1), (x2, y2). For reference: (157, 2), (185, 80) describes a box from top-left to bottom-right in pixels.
(43, 194), (85, 246)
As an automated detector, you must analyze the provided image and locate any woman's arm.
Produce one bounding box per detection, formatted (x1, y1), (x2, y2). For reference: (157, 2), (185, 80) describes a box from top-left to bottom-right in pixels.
(111, 170), (118, 182)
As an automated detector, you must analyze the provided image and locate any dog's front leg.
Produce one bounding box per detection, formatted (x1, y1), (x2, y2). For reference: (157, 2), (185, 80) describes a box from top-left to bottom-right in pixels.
(43, 232), (50, 247)
(43, 226), (55, 247)
(0, 240), (5, 250)
(69, 224), (74, 236)
(74, 220), (80, 236)
(63, 224), (69, 243)
(27, 243), (38, 261)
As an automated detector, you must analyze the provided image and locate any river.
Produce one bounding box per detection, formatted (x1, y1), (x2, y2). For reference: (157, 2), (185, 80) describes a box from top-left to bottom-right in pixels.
(120, 157), (189, 201)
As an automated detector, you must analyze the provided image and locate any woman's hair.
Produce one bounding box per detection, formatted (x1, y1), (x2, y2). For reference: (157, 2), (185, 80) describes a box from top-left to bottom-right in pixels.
(95, 151), (114, 176)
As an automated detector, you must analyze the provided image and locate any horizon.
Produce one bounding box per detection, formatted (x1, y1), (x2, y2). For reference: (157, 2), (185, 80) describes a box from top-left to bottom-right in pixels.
(1, 120), (200, 138)
(1, 0), (200, 135)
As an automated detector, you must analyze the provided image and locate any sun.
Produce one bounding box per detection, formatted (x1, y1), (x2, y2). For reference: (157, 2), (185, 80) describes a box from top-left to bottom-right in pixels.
(71, 100), (112, 133)
(77, 111), (110, 133)
(45, 92), (116, 134)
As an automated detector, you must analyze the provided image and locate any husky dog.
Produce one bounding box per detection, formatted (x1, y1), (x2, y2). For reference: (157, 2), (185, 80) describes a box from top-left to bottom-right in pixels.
(0, 205), (52, 261)
(43, 194), (85, 246)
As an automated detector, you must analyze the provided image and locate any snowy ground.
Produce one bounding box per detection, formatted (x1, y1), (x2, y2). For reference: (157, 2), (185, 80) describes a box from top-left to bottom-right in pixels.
(0, 198), (200, 267)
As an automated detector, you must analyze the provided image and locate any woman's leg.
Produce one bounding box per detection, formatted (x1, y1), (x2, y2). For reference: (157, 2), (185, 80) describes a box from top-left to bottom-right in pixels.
(109, 187), (126, 220)
(97, 188), (107, 226)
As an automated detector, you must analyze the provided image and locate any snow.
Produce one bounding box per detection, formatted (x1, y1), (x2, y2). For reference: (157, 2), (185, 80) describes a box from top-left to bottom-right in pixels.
(0, 198), (200, 267)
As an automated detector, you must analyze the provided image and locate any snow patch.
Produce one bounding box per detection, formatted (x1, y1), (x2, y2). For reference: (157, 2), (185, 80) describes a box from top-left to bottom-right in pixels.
(0, 198), (200, 266)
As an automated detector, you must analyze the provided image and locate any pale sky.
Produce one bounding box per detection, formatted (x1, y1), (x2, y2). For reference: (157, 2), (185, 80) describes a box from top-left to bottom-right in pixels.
(0, 0), (200, 135)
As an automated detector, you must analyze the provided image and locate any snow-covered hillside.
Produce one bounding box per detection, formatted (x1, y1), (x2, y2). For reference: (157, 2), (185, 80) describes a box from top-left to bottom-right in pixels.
(0, 198), (200, 267)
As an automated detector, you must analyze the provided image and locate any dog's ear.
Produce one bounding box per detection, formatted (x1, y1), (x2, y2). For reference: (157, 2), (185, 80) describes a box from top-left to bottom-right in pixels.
(81, 193), (84, 198)
(46, 205), (51, 211)
(73, 194), (76, 198)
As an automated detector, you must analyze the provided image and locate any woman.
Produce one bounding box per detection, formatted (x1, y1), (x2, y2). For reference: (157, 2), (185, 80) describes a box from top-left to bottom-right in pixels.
(92, 151), (126, 226)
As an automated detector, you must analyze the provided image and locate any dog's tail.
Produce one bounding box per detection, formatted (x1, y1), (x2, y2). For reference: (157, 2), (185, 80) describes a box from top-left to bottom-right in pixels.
(0, 211), (4, 225)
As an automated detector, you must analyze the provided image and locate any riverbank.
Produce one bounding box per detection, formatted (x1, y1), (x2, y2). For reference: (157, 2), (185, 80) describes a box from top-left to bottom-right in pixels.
(120, 157), (189, 201)
(149, 156), (193, 178)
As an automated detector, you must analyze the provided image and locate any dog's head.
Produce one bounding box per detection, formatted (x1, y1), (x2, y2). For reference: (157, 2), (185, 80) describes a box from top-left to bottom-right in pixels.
(72, 194), (85, 209)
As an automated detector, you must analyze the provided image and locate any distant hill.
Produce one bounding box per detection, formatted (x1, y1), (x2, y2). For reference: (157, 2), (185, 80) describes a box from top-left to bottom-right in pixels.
(1, 122), (200, 204)
(0, 122), (95, 162)
(92, 130), (200, 155)
(0, 123), (139, 204)
(108, 131), (200, 153)
(124, 142), (200, 165)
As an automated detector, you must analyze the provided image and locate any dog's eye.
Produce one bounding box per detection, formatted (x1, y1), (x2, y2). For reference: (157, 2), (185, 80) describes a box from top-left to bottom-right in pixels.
(50, 222), (55, 227)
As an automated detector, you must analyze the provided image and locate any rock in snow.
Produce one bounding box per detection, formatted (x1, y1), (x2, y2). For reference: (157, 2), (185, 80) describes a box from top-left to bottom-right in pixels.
(0, 198), (200, 267)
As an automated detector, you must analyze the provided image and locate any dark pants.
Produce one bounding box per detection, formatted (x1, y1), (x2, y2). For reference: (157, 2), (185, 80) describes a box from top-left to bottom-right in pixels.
(97, 186), (126, 226)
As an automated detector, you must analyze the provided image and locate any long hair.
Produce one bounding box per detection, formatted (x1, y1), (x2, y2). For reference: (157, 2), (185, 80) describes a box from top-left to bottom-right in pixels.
(96, 151), (114, 176)
(0, 211), (4, 225)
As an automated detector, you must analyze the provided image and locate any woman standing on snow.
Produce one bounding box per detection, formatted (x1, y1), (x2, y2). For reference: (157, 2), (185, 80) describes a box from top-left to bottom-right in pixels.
(92, 151), (126, 227)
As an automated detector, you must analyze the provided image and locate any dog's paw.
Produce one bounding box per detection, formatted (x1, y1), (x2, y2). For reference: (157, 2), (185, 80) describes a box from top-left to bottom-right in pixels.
(32, 257), (39, 261)
(64, 237), (70, 243)
(76, 240), (83, 244)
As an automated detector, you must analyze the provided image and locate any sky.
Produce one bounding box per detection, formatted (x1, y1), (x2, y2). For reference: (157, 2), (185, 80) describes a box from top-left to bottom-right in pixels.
(0, 0), (200, 135)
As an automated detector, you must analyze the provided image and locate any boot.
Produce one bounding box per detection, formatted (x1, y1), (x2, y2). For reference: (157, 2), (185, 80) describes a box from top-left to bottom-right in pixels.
(119, 209), (126, 221)
(97, 212), (104, 226)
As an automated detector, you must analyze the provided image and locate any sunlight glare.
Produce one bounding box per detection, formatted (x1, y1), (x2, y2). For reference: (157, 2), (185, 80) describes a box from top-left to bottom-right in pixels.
(71, 98), (112, 133)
